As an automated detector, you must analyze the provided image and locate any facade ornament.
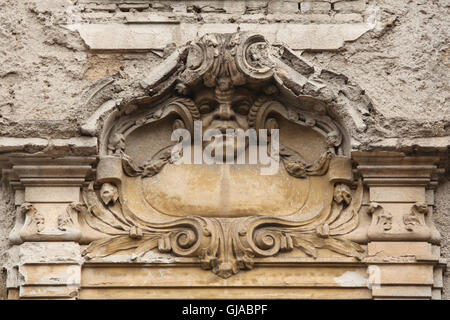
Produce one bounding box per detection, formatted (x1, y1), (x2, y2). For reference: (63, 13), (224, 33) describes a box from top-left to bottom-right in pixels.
(2, 31), (446, 299)
(368, 203), (393, 232)
(403, 202), (428, 232)
(74, 32), (366, 278)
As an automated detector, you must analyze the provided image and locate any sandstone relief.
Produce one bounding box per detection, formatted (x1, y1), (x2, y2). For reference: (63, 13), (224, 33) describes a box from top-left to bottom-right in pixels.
(1, 28), (447, 299)
(73, 33), (365, 278)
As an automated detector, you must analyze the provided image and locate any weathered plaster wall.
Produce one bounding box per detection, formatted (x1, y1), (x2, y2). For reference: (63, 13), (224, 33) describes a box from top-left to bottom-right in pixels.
(435, 176), (450, 300)
(0, 0), (162, 137)
(302, 0), (449, 122)
(0, 182), (14, 299)
(0, 0), (448, 299)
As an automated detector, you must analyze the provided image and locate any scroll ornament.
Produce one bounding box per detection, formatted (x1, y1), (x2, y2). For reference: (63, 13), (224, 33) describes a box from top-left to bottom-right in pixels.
(75, 33), (365, 278)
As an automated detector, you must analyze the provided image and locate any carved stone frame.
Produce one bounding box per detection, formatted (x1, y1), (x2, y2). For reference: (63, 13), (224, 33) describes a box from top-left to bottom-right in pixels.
(71, 32), (369, 279)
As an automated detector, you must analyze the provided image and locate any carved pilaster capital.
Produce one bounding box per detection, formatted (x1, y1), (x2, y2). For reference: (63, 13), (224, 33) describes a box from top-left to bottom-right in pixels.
(352, 151), (444, 189)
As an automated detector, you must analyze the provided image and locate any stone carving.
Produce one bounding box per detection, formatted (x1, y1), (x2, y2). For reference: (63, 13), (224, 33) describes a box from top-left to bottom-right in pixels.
(9, 200), (83, 244)
(9, 203), (45, 243)
(367, 201), (434, 242)
(368, 203), (393, 232)
(80, 179), (364, 278)
(77, 32), (365, 278)
(403, 202), (428, 232)
(107, 133), (125, 155)
(57, 204), (82, 238)
(15, 202), (44, 235)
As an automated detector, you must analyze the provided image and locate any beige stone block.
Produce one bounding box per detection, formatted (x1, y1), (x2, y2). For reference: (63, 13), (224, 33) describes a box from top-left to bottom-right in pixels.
(25, 186), (80, 203)
(118, 3), (149, 11)
(6, 266), (19, 288)
(19, 242), (81, 264)
(433, 267), (443, 288)
(49, 137), (98, 154)
(125, 13), (180, 24)
(68, 22), (372, 51)
(81, 266), (369, 288)
(78, 287), (371, 299)
(96, 156), (123, 183)
(0, 137), (48, 153)
(334, 0), (366, 13)
(369, 186), (425, 203)
(370, 136), (450, 153)
(171, 2), (187, 13)
(368, 242), (432, 257)
(223, 0), (247, 14)
(15, 189), (25, 205)
(85, 3), (116, 12)
(328, 156), (353, 183)
(432, 289), (442, 300)
(20, 264), (80, 286)
(272, 23), (371, 50)
(302, 13), (334, 23)
(372, 285), (432, 298)
(375, 265), (434, 285)
(7, 289), (19, 300)
(20, 286), (79, 298)
(13, 165), (92, 179)
(268, 0), (299, 14)
(83, 12), (112, 20)
(300, 1), (331, 13)
(334, 13), (363, 23)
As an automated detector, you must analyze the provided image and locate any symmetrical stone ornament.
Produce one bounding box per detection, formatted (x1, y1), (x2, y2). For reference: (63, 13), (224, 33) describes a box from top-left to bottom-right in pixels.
(1, 32), (448, 299)
(73, 33), (364, 279)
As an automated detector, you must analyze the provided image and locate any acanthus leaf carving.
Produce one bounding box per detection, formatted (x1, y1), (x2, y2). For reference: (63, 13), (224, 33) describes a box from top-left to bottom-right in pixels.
(368, 202), (392, 232)
(80, 177), (364, 278)
(403, 202), (428, 232)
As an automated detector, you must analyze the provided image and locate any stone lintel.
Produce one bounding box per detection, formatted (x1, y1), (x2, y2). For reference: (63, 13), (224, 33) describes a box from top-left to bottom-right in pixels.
(0, 137), (98, 156)
(66, 22), (372, 51)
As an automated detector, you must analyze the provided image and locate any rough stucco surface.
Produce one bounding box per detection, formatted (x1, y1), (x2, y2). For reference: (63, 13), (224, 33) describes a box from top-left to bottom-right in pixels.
(0, 0), (162, 138)
(302, 0), (449, 122)
(0, 0), (449, 299)
(435, 177), (450, 300)
(0, 183), (14, 300)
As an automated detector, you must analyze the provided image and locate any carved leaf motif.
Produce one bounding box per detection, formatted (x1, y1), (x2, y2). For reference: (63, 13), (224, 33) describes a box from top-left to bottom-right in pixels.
(291, 233), (364, 260)
(368, 203), (392, 231)
(141, 146), (174, 178)
(80, 170), (365, 278)
(403, 202), (427, 232)
(279, 145), (332, 178)
(327, 181), (363, 235)
(121, 153), (143, 177)
(83, 235), (157, 259)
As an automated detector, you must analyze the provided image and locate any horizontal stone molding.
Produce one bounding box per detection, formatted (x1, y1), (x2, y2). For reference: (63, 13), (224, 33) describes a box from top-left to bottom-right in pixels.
(66, 22), (372, 51)
(0, 137), (98, 156)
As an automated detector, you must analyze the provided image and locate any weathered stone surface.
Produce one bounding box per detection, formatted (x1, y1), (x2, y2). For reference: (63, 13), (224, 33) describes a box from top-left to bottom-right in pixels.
(0, 0), (449, 300)
(0, 137), (98, 155)
(334, 0), (367, 13)
(68, 23), (373, 51)
(369, 186), (425, 203)
(18, 242), (81, 264)
(300, 1), (332, 13)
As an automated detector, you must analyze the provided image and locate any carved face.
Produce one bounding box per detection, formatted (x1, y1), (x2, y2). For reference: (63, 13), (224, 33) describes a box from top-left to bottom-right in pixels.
(196, 87), (253, 132)
(195, 84), (254, 157)
(100, 183), (119, 206)
(333, 184), (352, 205)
